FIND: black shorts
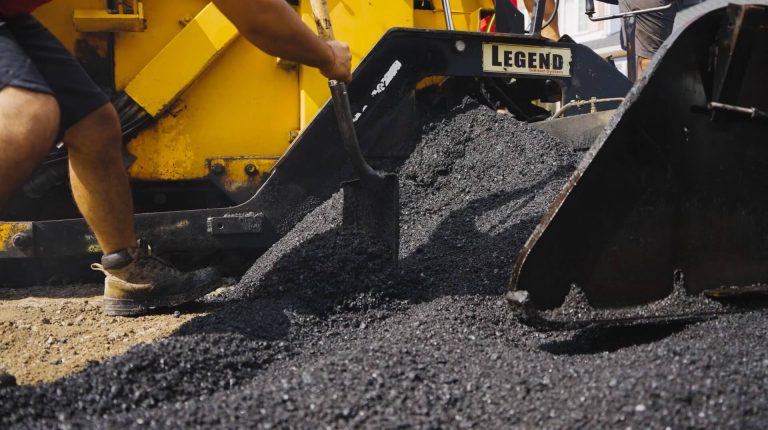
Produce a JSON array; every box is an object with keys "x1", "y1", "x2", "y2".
[
  {"x1": 0, "y1": 14, "x2": 109, "y2": 136},
  {"x1": 619, "y1": 0, "x2": 677, "y2": 59}
]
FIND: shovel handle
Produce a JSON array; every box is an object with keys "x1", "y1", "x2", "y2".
[
  {"x1": 309, "y1": 0, "x2": 380, "y2": 180},
  {"x1": 309, "y1": 0, "x2": 335, "y2": 42}
]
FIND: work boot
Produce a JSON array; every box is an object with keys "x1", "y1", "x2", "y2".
[
  {"x1": 0, "y1": 368, "x2": 17, "y2": 388},
  {"x1": 91, "y1": 242, "x2": 221, "y2": 316}
]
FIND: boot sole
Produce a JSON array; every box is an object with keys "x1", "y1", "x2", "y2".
[{"x1": 103, "y1": 281, "x2": 222, "y2": 317}]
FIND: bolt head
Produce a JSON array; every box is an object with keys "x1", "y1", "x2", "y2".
[
  {"x1": 12, "y1": 233, "x2": 31, "y2": 250},
  {"x1": 244, "y1": 164, "x2": 258, "y2": 176},
  {"x1": 210, "y1": 163, "x2": 225, "y2": 175},
  {"x1": 454, "y1": 40, "x2": 466, "y2": 53}
]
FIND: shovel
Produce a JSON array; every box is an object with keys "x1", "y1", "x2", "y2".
[{"x1": 309, "y1": 0, "x2": 400, "y2": 263}]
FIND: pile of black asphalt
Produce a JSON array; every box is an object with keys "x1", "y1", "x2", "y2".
[{"x1": 2, "y1": 99, "x2": 767, "y2": 429}]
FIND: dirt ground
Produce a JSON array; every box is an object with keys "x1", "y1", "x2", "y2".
[{"x1": 0, "y1": 284, "x2": 217, "y2": 385}]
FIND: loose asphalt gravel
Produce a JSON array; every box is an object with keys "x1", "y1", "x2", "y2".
[{"x1": 2, "y1": 99, "x2": 767, "y2": 429}]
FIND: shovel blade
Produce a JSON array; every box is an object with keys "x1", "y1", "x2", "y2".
[{"x1": 342, "y1": 173, "x2": 400, "y2": 263}]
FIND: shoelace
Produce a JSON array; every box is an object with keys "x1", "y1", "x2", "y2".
[
  {"x1": 90, "y1": 241, "x2": 177, "y2": 274},
  {"x1": 90, "y1": 263, "x2": 106, "y2": 274},
  {"x1": 136, "y1": 240, "x2": 178, "y2": 272},
  {"x1": 137, "y1": 254, "x2": 177, "y2": 273}
]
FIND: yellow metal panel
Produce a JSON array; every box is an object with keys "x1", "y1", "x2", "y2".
[
  {"x1": 298, "y1": 0, "x2": 413, "y2": 130},
  {"x1": 37, "y1": 1, "x2": 207, "y2": 90},
  {"x1": 127, "y1": 37, "x2": 299, "y2": 181},
  {"x1": 124, "y1": 3, "x2": 238, "y2": 117},
  {"x1": 414, "y1": 1, "x2": 494, "y2": 31},
  {"x1": 114, "y1": 0, "x2": 209, "y2": 90},
  {"x1": 73, "y1": 3, "x2": 146, "y2": 33}
]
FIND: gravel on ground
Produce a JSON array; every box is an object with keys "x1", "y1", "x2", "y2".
[{"x1": 2, "y1": 99, "x2": 766, "y2": 429}]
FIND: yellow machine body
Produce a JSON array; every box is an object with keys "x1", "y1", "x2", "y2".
[{"x1": 32, "y1": 0, "x2": 493, "y2": 187}]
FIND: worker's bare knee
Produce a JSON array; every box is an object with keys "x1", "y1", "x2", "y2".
[
  {"x1": 64, "y1": 102, "x2": 121, "y2": 155},
  {"x1": 88, "y1": 102, "x2": 120, "y2": 134},
  {"x1": 0, "y1": 87, "x2": 60, "y2": 149}
]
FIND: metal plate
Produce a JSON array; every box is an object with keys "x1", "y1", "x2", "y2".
[{"x1": 482, "y1": 43, "x2": 572, "y2": 77}]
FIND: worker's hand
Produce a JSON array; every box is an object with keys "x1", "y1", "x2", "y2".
[{"x1": 319, "y1": 40, "x2": 352, "y2": 83}]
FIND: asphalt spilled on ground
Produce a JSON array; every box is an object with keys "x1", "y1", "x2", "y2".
[{"x1": 2, "y1": 99, "x2": 767, "y2": 429}]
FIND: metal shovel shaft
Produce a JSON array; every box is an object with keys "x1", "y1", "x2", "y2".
[
  {"x1": 328, "y1": 82, "x2": 382, "y2": 181},
  {"x1": 309, "y1": 0, "x2": 400, "y2": 262}
]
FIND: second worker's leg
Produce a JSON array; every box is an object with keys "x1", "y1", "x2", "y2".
[
  {"x1": 63, "y1": 102, "x2": 136, "y2": 255},
  {"x1": 523, "y1": 0, "x2": 561, "y2": 41},
  {"x1": 543, "y1": 0, "x2": 560, "y2": 41},
  {"x1": 638, "y1": 56, "x2": 652, "y2": 75}
]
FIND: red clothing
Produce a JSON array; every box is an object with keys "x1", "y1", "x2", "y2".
[{"x1": 0, "y1": 0, "x2": 52, "y2": 17}]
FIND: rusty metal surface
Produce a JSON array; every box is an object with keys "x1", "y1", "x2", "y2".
[{"x1": 510, "y1": 4, "x2": 768, "y2": 310}]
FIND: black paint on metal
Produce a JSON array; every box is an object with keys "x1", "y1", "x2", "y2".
[
  {"x1": 206, "y1": 214, "x2": 264, "y2": 236},
  {"x1": 510, "y1": 4, "x2": 768, "y2": 311}
]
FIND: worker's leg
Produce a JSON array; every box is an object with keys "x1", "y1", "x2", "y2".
[
  {"x1": 8, "y1": 14, "x2": 220, "y2": 316},
  {"x1": 638, "y1": 55, "x2": 652, "y2": 75},
  {"x1": 0, "y1": 87, "x2": 59, "y2": 208},
  {"x1": 1, "y1": 14, "x2": 134, "y2": 254},
  {"x1": 541, "y1": 0, "x2": 560, "y2": 41},
  {"x1": 62, "y1": 103, "x2": 136, "y2": 254},
  {"x1": 523, "y1": 0, "x2": 561, "y2": 41},
  {"x1": 0, "y1": 16, "x2": 61, "y2": 208},
  {"x1": 620, "y1": 0, "x2": 676, "y2": 76},
  {"x1": 64, "y1": 108, "x2": 220, "y2": 316}
]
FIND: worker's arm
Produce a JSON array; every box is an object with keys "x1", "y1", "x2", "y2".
[{"x1": 213, "y1": 0, "x2": 352, "y2": 82}]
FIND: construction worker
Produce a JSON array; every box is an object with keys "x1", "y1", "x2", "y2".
[
  {"x1": 482, "y1": 0, "x2": 560, "y2": 41},
  {"x1": 0, "y1": 0, "x2": 352, "y2": 317},
  {"x1": 523, "y1": 0, "x2": 560, "y2": 40},
  {"x1": 619, "y1": 0, "x2": 677, "y2": 74}
]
